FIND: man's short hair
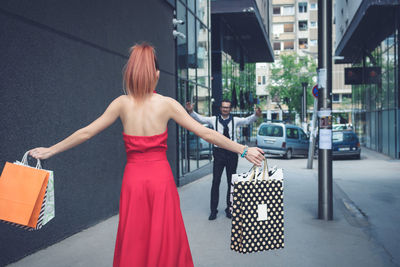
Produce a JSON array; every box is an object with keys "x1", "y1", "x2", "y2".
[{"x1": 221, "y1": 99, "x2": 232, "y2": 107}]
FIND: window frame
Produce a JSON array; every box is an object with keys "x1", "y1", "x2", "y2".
[
  {"x1": 298, "y1": 20, "x2": 308, "y2": 31},
  {"x1": 284, "y1": 41, "x2": 294, "y2": 50},
  {"x1": 273, "y1": 6, "x2": 281, "y2": 15},
  {"x1": 298, "y1": 2, "x2": 307, "y2": 13}
]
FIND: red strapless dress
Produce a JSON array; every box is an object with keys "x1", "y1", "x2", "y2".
[{"x1": 113, "y1": 129, "x2": 194, "y2": 267}]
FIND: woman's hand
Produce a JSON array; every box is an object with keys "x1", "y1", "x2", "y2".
[
  {"x1": 29, "y1": 147, "x2": 54, "y2": 160},
  {"x1": 245, "y1": 147, "x2": 265, "y2": 166}
]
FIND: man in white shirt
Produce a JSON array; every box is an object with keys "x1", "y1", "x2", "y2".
[{"x1": 186, "y1": 99, "x2": 262, "y2": 220}]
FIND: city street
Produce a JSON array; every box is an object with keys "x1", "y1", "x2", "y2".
[
  {"x1": 331, "y1": 148, "x2": 400, "y2": 266},
  {"x1": 7, "y1": 147, "x2": 399, "y2": 267}
]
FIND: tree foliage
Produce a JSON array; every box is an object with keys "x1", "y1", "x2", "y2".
[{"x1": 268, "y1": 53, "x2": 317, "y2": 115}]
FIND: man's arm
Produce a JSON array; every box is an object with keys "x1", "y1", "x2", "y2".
[
  {"x1": 185, "y1": 102, "x2": 215, "y2": 127},
  {"x1": 235, "y1": 107, "x2": 262, "y2": 126}
]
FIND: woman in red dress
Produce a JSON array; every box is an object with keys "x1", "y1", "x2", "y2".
[{"x1": 29, "y1": 43, "x2": 265, "y2": 267}]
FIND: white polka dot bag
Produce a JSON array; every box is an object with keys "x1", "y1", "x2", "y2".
[{"x1": 231, "y1": 158, "x2": 284, "y2": 253}]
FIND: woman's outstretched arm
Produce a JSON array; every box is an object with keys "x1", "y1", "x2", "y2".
[
  {"x1": 29, "y1": 96, "x2": 123, "y2": 160},
  {"x1": 167, "y1": 97, "x2": 265, "y2": 166}
]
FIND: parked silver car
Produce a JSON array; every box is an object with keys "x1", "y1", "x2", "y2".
[{"x1": 256, "y1": 122, "x2": 309, "y2": 159}]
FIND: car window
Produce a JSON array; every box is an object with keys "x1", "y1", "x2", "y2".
[
  {"x1": 333, "y1": 131, "x2": 356, "y2": 142},
  {"x1": 333, "y1": 131, "x2": 343, "y2": 142},
  {"x1": 286, "y1": 128, "x2": 299, "y2": 139},
  {"x1": 343, "y1": 132, "x2": 356, "y2": 142},
  {"x1": 300, "y1": 129, "x2": 308, "y2": 140},
  {"x1": 259, "y1": 125, "x2": 283, "y2": 137}
]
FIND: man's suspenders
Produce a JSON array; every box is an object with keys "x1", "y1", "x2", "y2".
[{"x1": 215, "y1": 116, "x2": 235, "y2": 141}]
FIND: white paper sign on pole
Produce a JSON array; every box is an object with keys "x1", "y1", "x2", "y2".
[
  {"x1": 319, "y1": 129, "x2": 332, "y2": 149},
  {"x1": 318, "y1": 68, "x2": 327, "y2": 89}
]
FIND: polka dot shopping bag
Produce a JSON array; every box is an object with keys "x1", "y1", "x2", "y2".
[{"x1": 231, "y1": 158, "x2": 284, "y2": 253}]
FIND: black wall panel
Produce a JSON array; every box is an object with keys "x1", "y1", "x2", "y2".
[{"x1": 0, "y1": 0, "x2": 175, "y2": 265}]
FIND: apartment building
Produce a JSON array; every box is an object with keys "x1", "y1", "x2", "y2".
[
  {"x1": 271, "y1": 0, "x2": 318, "y2": 57},
  {"x1": 257, "y1": 0, "x2": 351, "y2": 125}
]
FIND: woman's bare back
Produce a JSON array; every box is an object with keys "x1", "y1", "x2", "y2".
[{"x1": 119, "y1": 93, "x2": 170, "y2": 136}]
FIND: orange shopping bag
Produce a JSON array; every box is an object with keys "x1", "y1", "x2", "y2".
[{"x1": 0, "y1": 155, "x2": 49, "y2": 229}]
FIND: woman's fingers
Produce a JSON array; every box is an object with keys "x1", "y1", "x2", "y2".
[
  {"x1": 29, "y1": 147, "x2": 51, "y2": 160},
  {"x1": 245, "y1": 147, "x2": 263, "y2": 166}
]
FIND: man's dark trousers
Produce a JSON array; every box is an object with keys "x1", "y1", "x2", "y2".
[{"x1": 210, "y1": 147, "x2": 239, "y2": 214}]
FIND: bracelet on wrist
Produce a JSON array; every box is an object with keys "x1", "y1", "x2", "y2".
[{"x1": 240, "y1": 145, "x2": 248, "y2": 158}]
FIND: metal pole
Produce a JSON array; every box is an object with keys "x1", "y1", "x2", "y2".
[
  {"x1": 301, "y1": 82, "x2": 308, "y2": 131},
  {"x1": 317, "y1": 0, "x2": 333, "y2": 220},
  {"x1": 307, "y1": 98, "x2": 318, "y2": 169}
]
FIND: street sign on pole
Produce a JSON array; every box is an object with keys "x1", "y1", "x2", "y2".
[{"x1": 312, "y1": 84, "x2": 318, "y2": 98}]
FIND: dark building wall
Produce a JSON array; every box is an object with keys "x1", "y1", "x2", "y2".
[
  {"x1": 0, "y1": 0, "x2": 176, "y2": 265},
  {"x1": 211, "y1": 16, "x2": 222, "y2": 116}
]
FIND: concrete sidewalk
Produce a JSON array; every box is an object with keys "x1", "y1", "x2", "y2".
[{"x1": 8, "y1": 152, "x2": 396, "y2": 267}]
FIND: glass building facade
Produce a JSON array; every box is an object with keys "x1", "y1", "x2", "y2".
[
  {"x1": 221, "y1": 52, "x2": 256, "y2": 107},
  {"x1": 176, "y1": 0, "x2": 212, "y2": 178},
  {"x1": 334, "y1": 1, "x2": 400, "y2": 159},
  {"x1": 352, "y1": 33, "x2": 399, "y2": 158},
  {"x1": 221, "y1": 52, "x2": 258, "y2": 143}
]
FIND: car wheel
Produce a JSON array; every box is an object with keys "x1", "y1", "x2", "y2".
[
  {"x1": 284, "y1": 149, "x2": 292, "y2": 160},
  {"x1": 355, "y1": 153, "x2": 361, "y2": 159}
]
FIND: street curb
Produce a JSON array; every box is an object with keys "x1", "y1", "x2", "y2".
[
  {"x1": 333, "y1": 181, "x2": 369, "y2": 228},
  {"x1": 333, "y1": 181, "x2": 398, "y2": 267}
]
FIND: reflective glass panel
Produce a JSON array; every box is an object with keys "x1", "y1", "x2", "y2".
[
  {"x1": 188, "y1": 12, "x2": 196, "y2": 82},
  {"x1": 177, "y1": 1, "x2": 188, "y2": 79},
  {"x1": 196, "y1": 0, "x2": 208, "y2": 25},
  {"x1": 178, "y1": 79, "x2": 188, "y2": 175},
  {"x1": 388, "y1": 45, "x2": 396, "y2": 108},
  {"x1": 197, "y1": 20, "x2": 209, "y2": 86},
  {"x1": 197, "y1": 86, "x2": 211, "y2": 115},
  {"x1": 188, "y1": 82, "x2": 197, "y2": 171},
  {"x1": 187, "y1": 0, "x2": 195, "y2": 12}
]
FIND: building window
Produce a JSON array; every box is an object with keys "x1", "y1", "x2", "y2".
[
  {"x1": 299, "y1": 38, "x2": 308, "y2": 49},
  {"x1": 282, "y1": 6, "x2": 294, "y2": 16},
  {"x1": 273, "y1": 6, "x2": 281, "y2": 15},
  {"x1": 273, "y1": 42, "x2": 281, "y2": 50},
  {"x1": 310, "y1": 21, "x2": 317, "y2": 28},
  {"x1": 284, "y1": 41, "x2": 294, "y2": 50},
  {"x1": 258, "y1": 76, "x2": 262, "y2": 85},
  {"x1": 262, "y1": 76, "x2": 266, "y2": 85},
  {"x1": 310, "y1": 3, "x2": 317, "y2": 10},
  {"x1": 298, "y1": 20, "x2": 308, "y2": 31},
  {"x1": 298, "y1": 2, "x2": 307, "y2": 13},
  {"x1": 284, "y1": 23, "x2": 294, "y2": 32},
  {"x1": 273, "y1": 24, "x2": 284, "y2": 34},
  {"x1": 333, "y1": 94, "x2": 340, "y2": 103},
  {"x1": 310, "y1": 39, "x2": 318, "y2": 46}
]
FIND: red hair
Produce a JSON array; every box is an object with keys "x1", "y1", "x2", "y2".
[{"x1": 123, "y1": 43, "x2": 159, "y2": 100}]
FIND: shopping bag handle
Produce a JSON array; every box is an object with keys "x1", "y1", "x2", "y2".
[
  {"x1": 21, "y1": 151, "x2": 42, "y2": 169},
  {"x1": 249, "y1": 157, "x2": 269, "y2": 182}
]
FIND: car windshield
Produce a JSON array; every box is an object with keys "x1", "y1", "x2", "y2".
[
  {"x1": 333, "y1": 131, "x2": 355, "y2": 142},
  {"x1": 259, "y1": 125, "x2": 283, "y2": 137}
]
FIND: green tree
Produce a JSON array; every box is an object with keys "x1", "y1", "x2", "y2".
[{"x1": 268, "y1": 53, "x2": 317, "y2": 117}]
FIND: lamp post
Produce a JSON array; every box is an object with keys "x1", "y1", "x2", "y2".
[{"x1": 317, "y1": 0, "x2": 333, "y2": 221}]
